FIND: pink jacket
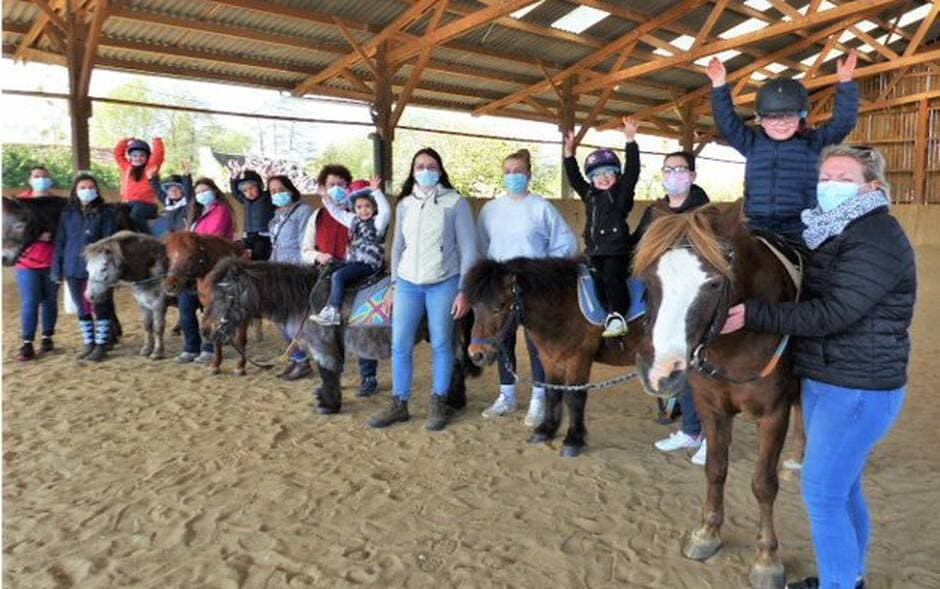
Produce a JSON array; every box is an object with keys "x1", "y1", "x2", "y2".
[{"x1": 192, "y1": 202, "x2": 234, "y2": 241}]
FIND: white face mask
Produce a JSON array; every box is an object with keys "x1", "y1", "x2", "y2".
[{"x1": 662, "y1": 174, "x2": 692, "y2": 196}]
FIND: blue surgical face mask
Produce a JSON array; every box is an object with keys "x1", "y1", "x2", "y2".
[
  {"x1": 816, "y1": 180, "x2": 859, "y2": 212},
  {"x1": 77, "y1": 188, "x2": 98, "y2": 204},
  {"x1": 327, "y1": 185, "x2": 347, "y2": 202},
  {"x1": 503, "y1": 172, "x2": 529, "y2": 194},
  {"x1": 271, "y1": 191, "x2": 292, "y2": 208},
  {"x1": 30, "y1": 177, "x2": 53, "y2": 192},
  {"x1": 415, "y1": 169, "x2": 440, "y2": 188},
  {"x1": 196, "y1": 190, "x2": 216, "y2": 207}
]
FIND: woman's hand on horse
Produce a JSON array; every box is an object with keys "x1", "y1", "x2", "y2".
[
  {"x1": 381, "y1": 286, "x2": 394, "y2": 316},
  {"x1": 563, "y1": 130, "x2": 577, "y2": 158},
  {"x1": 38, "y1": 231, "x2": 52, "y2": 242},
  {"x1": 315, "y1": 252, "x2": 334, "y2": 265},
  {"x1": 721, "y1": 303, "x2": 746, "y2": 334},
  {"x1": 451, "y1": 292, "x2": 470, "y2": 319},
  {"x1": 706, "y1": 57, "x2": 726, "y2": 87}
]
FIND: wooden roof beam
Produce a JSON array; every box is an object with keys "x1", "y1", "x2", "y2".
[
  {"x1": 390, "y1": 0, "x2": 449, "y2": 130},
  {"x1": 904, "y1": 1, "x2": 939, "y2": 57},
  {"x1": 32, "y1": 0, "x2": 69, "y2": 34},
  {"x1": 78, "y1": 0, "x2": 108, "y2": 98}
]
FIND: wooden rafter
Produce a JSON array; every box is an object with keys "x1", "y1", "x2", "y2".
[
  {"x1": 804, "y1": 32, "x2": 840, "y2": 80},
  {"x1": 14, "y1": 0, "x2": 66, "y2": 60},
  {"x1": 904, "y1": 1, "x2": 940, "y2": 57},
  {"x1": 850, "y1": 25, "x2": 899, "y2": 61},
  {"x1": 390, "y1": 0, "x2": 449, "y2": 130},
  {"x1": 574, "y1": 0, "x2": 898, "y2": 96},
  {"x1": 291, "y1": 0, "x2": 439, "y2": 96},
  {"x1": 333, "y1": 18, "x2": 385, "y2": 83},
  {"x1": 473, "y1": 0, "x2": 709, "y2": 117},
  {"x1": 574, "y1": 45, "x2": 635, "y2": 144},
  {"x1": 78, "y1": 0, "x2": 108, "y2": 98},
  {"x1": 694, "y1": 0, "x2": 731, "y2": 48},
  {"x1": 31, "y1": 0, "x2": 69, "y2": 33}
]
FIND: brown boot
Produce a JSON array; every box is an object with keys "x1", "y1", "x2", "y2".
[
  {"x1": 76, "y1": 343, "x2": 96, "y2": 360},
  {"x1": 368, "y1": 396, "x2": 409, "y2": 429},
  {"x1": 426, "y1": 394, "x2": 453, "y2": 431},
  {"x1": 282, "y1": 360, "x2": 312, "y2": 381},
  {"x1": 86, "y1": 344, "x2": 108, "y2": 362}
]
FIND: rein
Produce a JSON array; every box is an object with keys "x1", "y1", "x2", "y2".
[{"x1": 472, "y1": 282, "x2": 639, "y2": 393}]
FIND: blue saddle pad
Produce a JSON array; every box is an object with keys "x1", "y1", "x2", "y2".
[
  {"x1": 577, "y1": 265, "x2": 646, "y2": 326},
  {"x1": 347, "y1": 275, "x2": 392, "y2": 327}
]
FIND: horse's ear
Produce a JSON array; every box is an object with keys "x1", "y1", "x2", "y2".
[{"x1": 712, "y1": 200, "x2": 746, "y2": 239}]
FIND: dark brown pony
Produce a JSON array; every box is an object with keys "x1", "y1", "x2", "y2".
[
  {"x1": 633, "y1": 202, "x2": 803, "y2": 589},
  {"x1": 163, "y1": 231, "x2": 247, "y2": 375},
  {"x1": 464, "y1": 257, "x2": 644, "y2": 458}
]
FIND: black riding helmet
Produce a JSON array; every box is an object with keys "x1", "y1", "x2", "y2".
[
  {"x1": 126, "y1": 138, "x2": 151, "y2": 156},
  {"x1": 756, "y1": 77, "x2": 809, "y2": 117}
]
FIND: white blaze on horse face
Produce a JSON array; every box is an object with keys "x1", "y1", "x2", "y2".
[{"x1": 650, "y1": 248, "x2": 709, "y2": 386}]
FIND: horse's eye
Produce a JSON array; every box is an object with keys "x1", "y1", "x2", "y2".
[{"x1": 706, "y1": 279, "x2": 723, "y2": 291}]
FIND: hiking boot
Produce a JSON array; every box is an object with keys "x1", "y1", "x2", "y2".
[
  {"x1": 481, "y1": 393, "x2": 516, "y2": 418},
  {"x1": 40, "y1": 336, "x2": 54, "y2": 353},
  {"x1": 602, "y1": 312, "x2": 628, "y2": 338},
  {"x1": 426, "y1": 394, "x2": 453, "y2": 431},
  {"x1": 86, "y1": 344, "x2": 108, "y2": 362},
  {"x1": 358, "y1": 376, "x2": 378, "y2": 398},
  {"x1": 691, "y1": 439, "x2": 707, "y2": 466},
  {"x1": 17, "y1": 342, "x2": 35, "y2": 362},
  {"x1": 368, "y1": 396, "x2": 409, "y2": 429},
  {"x1": 654, "y1": 430, "x2": 703, "y2": 452},
  {"x1": 524, "y1": 394, "x2": 545, "y2": 427},
  {"x1": 310, "y1": 305, "x2": 341, "y2": 326},
  {"x1": 193, "y1": 351, "x2": 214, "y2": 364},
  {"x1": 282, "y1": 360, "x2": 312, "y2": 381},
  {"x1": 177, "y1": 351, "x2": 198, "y2": 363},
  {"x1": 76, "y1": 343, "x2": 96, "y2": 360}
]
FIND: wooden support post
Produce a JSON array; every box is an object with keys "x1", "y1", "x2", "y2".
[
  {"x1": 680, "y1": 102, "x2": 696, "y2": 152},
  {"x1": 913, "y1": 99, "x2": 929, "y2": 205},
  {"x1": 559, "y1": 76, "x2": 576, "y2": 199},
  {"x1": 371, "y1": 41, "x2": 394, "y2": 188},
  {"x1": 65, "y1": 7, "x2": 91, "y2": 170}
]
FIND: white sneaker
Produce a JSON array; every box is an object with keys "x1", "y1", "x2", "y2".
[
  {"x1": 310, "y1": 305, "x2": 341, "y2": 326},
  {"x1": 194, "y1": 351, "x2": 214, "y2": 364},
  {"x1": 524, "y1": 395, "x2": 545, "y2": 427},
  {"x1": 691, "y1": 439, "x2": 707, "y2": 465},
  {"x1": 654, "y1": 430, "x2": 703, "y2": 452},
  {"x1": 481, "y1": 394, "x2": 517, "y2": 418},
  {"x1": 177, "y1": 351, "x2": 198, "y2": 363}
]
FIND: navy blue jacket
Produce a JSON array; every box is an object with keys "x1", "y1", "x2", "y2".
[
  {"x1": 711, "y1": 81, "x2": 859, "y2": 239},
  {"x1": 230, "y1": 178, "x2": 275, "y2": 235},
  {"x1": 746, "y1": 208, "x2": 916, "y2": 390},
  {"x1": 150, "y1": 175, "x2": 192, "y2": 237},
  {"x1": 52, "y1": 200, "x2": 118, "y2": 280}
]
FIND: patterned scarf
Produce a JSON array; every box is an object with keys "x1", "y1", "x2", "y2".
[{"x1": 801, "y1": 189, "x2": 889, "y2": 250}]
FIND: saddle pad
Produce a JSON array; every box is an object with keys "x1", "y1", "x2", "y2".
[
  {"x1": 577, "y1": 265, "x2": 646, "y2": 326},
  {"x1": 347, "y1": 275, "x2": 393, "y2": 327}
]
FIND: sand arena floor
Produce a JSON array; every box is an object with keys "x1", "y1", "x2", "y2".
[{"x1": 3, "y1": 249, "x2": 939, "y2": 588}]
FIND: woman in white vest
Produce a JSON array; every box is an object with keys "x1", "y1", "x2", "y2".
[
  {"x1": 368, "y1": 148, "x2": 478, "y2": 432},
  {"x1": 477, "y1": 148, "x2": 577, "y2": 426}
]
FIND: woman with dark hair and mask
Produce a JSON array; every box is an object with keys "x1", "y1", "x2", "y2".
[
  {"x1": 51, "y1": 172, "x2": 118, "y2": 362},
  {"x1": 368, "y1": 148, "x2": 478, "y2": 432}
]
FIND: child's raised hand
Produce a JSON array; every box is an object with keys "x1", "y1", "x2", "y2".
[
  {"x1": 181, "y1": 160, "x2": 192, "y2": 175},
  {"x1": 369, "y1": 177, "x2": 383, "y2": 191},
  {"x1": 706, "y1": 57, "x2": 726, "y2": 88},
  {"x1": 622, "y1": 115, "x2": 639, "y2": 142},
  {"x1": 563, "y1": 130, "x2": 577, "y2": 158},
  {"x1": 837, "y1": 49, "x2": 858, "y2": 83}
]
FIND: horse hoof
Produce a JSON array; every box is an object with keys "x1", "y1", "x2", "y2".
[
  {"x1": 560, "y1": 445, "x2": 582, "y2": 458},
  {"x1": 748, "y1": 562, "x2": 785, "y2": 589},
  {"x1": 211, "y1": 367, "x2": 222, "y2": 376},
  {"x1": 316, "y1": 405, "x2": 340, "y2": 415},
  {"x1": 235, "y1": 369, "x2": 246, "y2": 377},
  {"x1": 528, "y1": 432, "x2": 551, "y2": 445},
  {"x1": 682, "y1": 531, "x2": 722, "y2": 561},
  {"x1": 139, "y1": 346, "x2": 153, "y2": 357}
]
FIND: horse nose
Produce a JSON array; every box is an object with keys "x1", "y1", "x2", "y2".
[
  {"x1": 467, "y1": 344, "x2": 489, "y2": 367},
  {"x1": 647, "y1": 357, "x2": 687, "y2": 395}
]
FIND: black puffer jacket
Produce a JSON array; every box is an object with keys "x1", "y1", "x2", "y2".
[
  {"x1": 563, "y1": 142, "x2": 640, "y2": 256},
  {"x1": 631, "y1": 184, "x2": 711, "y2": 248},
  {"x1": 746, "y1": 207, "x2": 916, "y2": 390}
]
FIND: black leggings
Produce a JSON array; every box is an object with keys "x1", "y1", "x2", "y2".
[{"x1": 590, "y1": 254, "x2": 630, "y2": 316}]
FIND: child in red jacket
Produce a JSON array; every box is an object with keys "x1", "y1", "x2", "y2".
[{"x1": 114, "y1": 137, "x2": 164, "y2": 231}]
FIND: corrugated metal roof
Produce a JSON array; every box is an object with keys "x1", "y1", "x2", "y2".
[{"x1": 3, "y1": 0, "x2": 937, "y2": 139}]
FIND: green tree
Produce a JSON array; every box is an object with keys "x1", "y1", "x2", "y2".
[{"x1": 2, "y1": 144, "x2": 120, "y2": 191}]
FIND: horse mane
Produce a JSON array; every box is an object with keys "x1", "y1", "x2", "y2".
[
  {"x1": 85, "y1": 230, "x2": 160, "y2": 265},
  {"x1": 464, "y1": 257, "x2": 581, "y2": 307},
  {"x1": 211, "y1": 257, "x2": 320, "y2": 324},
  {"x1": 633, "y1": 205, "x2": 733, "y2": 278}
]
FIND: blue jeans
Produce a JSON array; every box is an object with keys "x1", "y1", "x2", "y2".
[
  {"x1": 128, "y1": 202, "x2": 158, "y2": 233},
  {"x1": 178, "y1": 289, "x2": 212, "y2": 354},
  {"x1": 391, "y1": 276, "x2": 459, "y2": 399},
  {"x1": 679, "y1": 382, "x2": 701, "y2": 437},
  {"x1": 16, "y1": 268, "x2": 58, "y2": 342},
  {"x1": 801, "y1": 378, "x2": 906, "y2": 589},
  {"x1": 329, "y1": 262, "x2": 375, "y2": 309},
  {"x1": 497, "y1": 318, "x2": 545, "y2": 386}
]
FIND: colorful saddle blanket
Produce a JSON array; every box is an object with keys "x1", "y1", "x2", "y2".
[
  {"x1": 577, "y1": 265, "x2": 646, "y2": 327},
  {"x1": 347, "y1": 274, "x2": 393, "y2": 327}
]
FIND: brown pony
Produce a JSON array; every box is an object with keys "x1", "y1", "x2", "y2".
[
  {"x1": 163, "y1": 231, "x2": 247, "y2": 375},
  {"x1": 464, "y1": 257, "x2": 644, "y2": 457},
  {"x1": 633, "y1": 202, "x2": 803, "y2": 589}
]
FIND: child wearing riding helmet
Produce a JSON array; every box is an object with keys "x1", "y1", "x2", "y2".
[
  {"x1": 114, "y1": 137, "x2": 164, "y2": 230},
  {"x1": 149, "y1": 163, "x2": 192, "y2": 238},
  {"x1": 563, "y1": 115, "x2": 640, "y2": 337},
  {"x1": 51, "y1": 172, "x2": 118, "y2": 362},
  {"x1": 310, "y1": 178, "x2": 390, "y2": 326},
  {"x1": 229, "y1": 167, "x2": 275, "y2": 261},
  {"x1": 707, "y1": 50, "x2": 859, "y2": 243}
]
